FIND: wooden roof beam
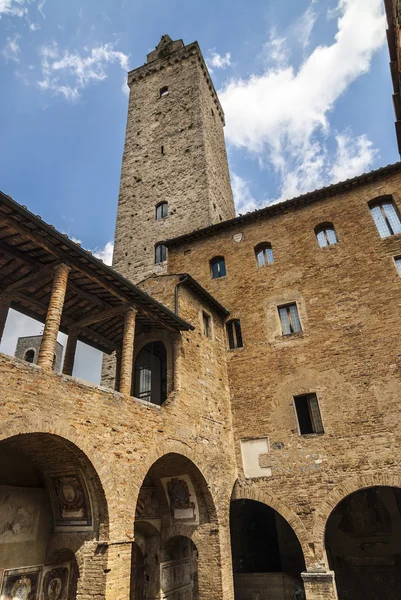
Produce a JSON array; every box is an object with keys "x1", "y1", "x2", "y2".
[
  {"x1": 0, "y1": 263, "x2": 58, "y2": 296},
  {"x1": 72, "y1": 304, "x2": 129, "y2": 329}
]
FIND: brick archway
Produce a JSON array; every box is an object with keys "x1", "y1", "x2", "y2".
[
  {"x1": 0, "y1": 411, "x2": 114, "y2": 536},
  {"x1": 231, "y1": 483, "x2": 313, "y2": 564},
  {"x1": 312, "y1": 472, "x2": 401, "y2": 558}
]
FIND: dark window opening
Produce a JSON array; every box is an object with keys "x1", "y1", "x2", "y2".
[
  {"x1": 24, "y1": 349, "x2": 35, "y2": 364},
  {"x1": 156, "y1": 202, "x2": 168, "y2": 221},
  {"x1": 160, "y1": 86, "x2": 169, "y2": 97},
  {"x1": 294, "y1": 393, "x2": 324, "y2": 434},
  {"x1": 202, "y1": 311, "x2": 212, "y2": 338},
  {"x1": 369, "y1": 196, "x2": 401, "y2": 238},
  {"x1": 210, "y1": 256, "x2": 226, "y2": 279},
  {"x1": 226, "y1": 319, "x2": 243, "y2": 349},
  {"x1": 161, "y1": 145, "x2": 164, "y2": 155},
  {"x1": 133, "y1": 341, "x2": 167, "y2": 405},
  {"x1": 315, "y1": 222, "x2": 338, "y2": 247},
  {"x1": 278, "y1": 303, "x2": 302, "y2": 335},
  {"x1": 255, "y1": 242, "x2": 274, "y2": 266},
  {"x1": 395, "y1": 256, "x2": 401, "y2": 276},
  {"x1": 155, "y1": 243, "x2": 167, "y2": 264}
]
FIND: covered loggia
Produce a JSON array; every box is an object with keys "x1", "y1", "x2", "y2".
[
  {"x1": 0, "y1": 433, "x2": 109, "y2": 599},
  {"x1": 132, "y1": 453, "x2": 218, "y2": 600},
  {"x1": 230, "y1": 499, "x2": 306, "y2": 600},
  {"x1": 325, "y1": 486, "x2": 401, "y2": 600}
]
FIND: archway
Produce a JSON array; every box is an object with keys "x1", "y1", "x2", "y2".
[
  {"x1": 230, "y1": 499, "x2": 306, "y2": 600},
  {"x1": 133, "y1": 453, "x2": 219, "y2": 599},
  {"x1": 325, "y1": 486, "x2": 401, "y2": 600},
  {"x1": 133, "y1": 341, "x2": 167, "y2": 405},
  {"x1": 0, "y1": 433, "x2": 109, "y2": 599}
]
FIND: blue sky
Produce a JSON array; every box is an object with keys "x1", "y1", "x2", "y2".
[{"x1": 0, "y1": 0, "x2": 397, "y2": 380}]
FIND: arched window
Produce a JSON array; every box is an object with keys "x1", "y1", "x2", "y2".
[
  {"x1": 369, "y1": 196, "x2": 401, "y2": 237},
  {"x1": 160, "y1": 86, "x2": 169, "y2": 97},
  {"x1": 226, "y1": 319, "x2": 243, "y2": 349},
  {"x1": 24, "y1": 349, "x2": 35, "y2": 364},
  {"x1": 155, "y1": 243, "x2": 167, "y2": 264},
  {"x1": 156, "y1": 201, "x2": 168, "y2": 221},
  {"x1": 133, "y1": 341, "x2": 167, "y2": 405},
  {"x1": 210, "y1": 256, "x2": 226, "y2": 279},
  {"x1": 314, "y1": 223, "x2": 338, "y2": 247},
  {"x1": 255, "y1": 242, "x2": 274, "y2": 266}
]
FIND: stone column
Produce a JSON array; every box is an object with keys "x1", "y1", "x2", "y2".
[
  {"x1": 302, "y1": 571, "x2": 338, "y2": 600},
  {"x1": 38, "y1": 263, "x2": 70, "y2": 370},
  {"x1": 62, "y1": 327, "x2": 79, "y2": 376},
  {"x1": 0, "y1": 294, "x2": 11, "y2": 344},
  {"x1": 119, "y1": 308, "x2": 137, "y2": 396}
]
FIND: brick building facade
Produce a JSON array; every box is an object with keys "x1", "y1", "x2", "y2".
[{"x1": 1, "y1": 20, "x2": 401, "y2": 600}]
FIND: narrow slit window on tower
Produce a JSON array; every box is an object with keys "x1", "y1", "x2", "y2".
[
  {"x1": 156, "y1": 201, "x2": 168, "y2": 220},
  {"x1": 255, "y1": 242, "x2": 274, "y2": 266},
  {"x1": 210, "y1": 256, "x2": 226, "y2": 279},
  {"x1": 369, "y1": 196, "x2": 401, "y2": 238},
  {"x1": 155, "y1": 243, "x2": 167, "y2": 264},
  {"x1": 226, "y1": 319, "x2": 243, "y2": 349},
  {"x1": 160, "y1": 86, "x2": 169, "y2": 97},
  {"x1": 202, "y1": 311, "x2": 212, "y2": 338},
  {"x1": 294, "y1": 393, "x2": 324, "y2": 435},
  {"x1": 278, "y1": 303, "x2": 302, "y2": 335},
  {"x1": 395, "y1": 256, "x2": 401, "y2": 276},
  {"x1": 315, "y1": 223, "x2": 338, "y2": 247},
  {"x1": 161, "y1": 145, "x2": 164, "y2": 155}
]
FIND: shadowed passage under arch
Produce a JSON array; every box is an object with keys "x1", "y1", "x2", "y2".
[
  {"x1": 0, "y1": 433, "x2": 109, "y2": 600},
  {"x1": 325, "y1": 485, "x2": 401, "y2": 600},
  {"x1": 132, "y1": 452, "x2": 218, "y2": 600},
  {"x1": 230, "y1": 499, "x2": 306, "y2": 600}
]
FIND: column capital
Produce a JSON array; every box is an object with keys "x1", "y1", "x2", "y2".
[{"x1": 301, "y1": 570, "x2": 336, "y2": 583}]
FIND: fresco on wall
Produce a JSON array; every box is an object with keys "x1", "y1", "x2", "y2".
[
  {"x1": 161, "y1": 476, "x2": 199, "y2": 524},
  {"x1": 1, "y1": 566, "x2": 41, "y2": 600},
  {"x1": 41, "y1": 563, "x2": 70, "y2": 600},
  {"x1": 46, "y1": 470, "x2": 92, "y2": 529},
  {"x1": 135, "y1": 486, "x2": 160, "y2": 520},
  {"x1": 0, "y1": 486, "x2": 41, "y2": 543}
]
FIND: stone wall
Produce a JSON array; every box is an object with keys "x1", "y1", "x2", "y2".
[
  {"x1": 112, "y1": 38, "x2": 235, "y2": 284},
  {"x1": 167, "y1": 170, "x2": 401, "y2": 577}
]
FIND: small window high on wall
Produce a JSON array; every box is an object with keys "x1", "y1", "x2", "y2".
[
  {"x1": 315, "y1": 223, "x2": 338, "y2": 247},
  {"x1": 369, "y1": 196, "x2": 401, "y2": 238},
  {"x1": 155, "y1": 243, "x2": 167, "y2": 264},
  {"x1": 210, "y1": 256, "x2": 226, "y2": 279},
  {"x1": 24, "y1": 349, "x2": 35, "y2": 363},
  {"x1": 278, "y1": 303, "x2": 302, "y2": 335},
  {"x1": 226, "y1": 320, "x2": 243, "y2": 349},
  {"x1": 294, "y1": 393, "x2": 324, "y2": 435},
  {"x1": 395, "y1": 256, "x2": 401, "y2": 276},
  {"x1": 160, "y1": 86, "x2": 169, "y2": 97},
  {"x1": 156, "y1": 202, "x2": 168, "y2": 220},
  {"x1": 255, "y1": 243, "x2": 274, "y2": 266}
]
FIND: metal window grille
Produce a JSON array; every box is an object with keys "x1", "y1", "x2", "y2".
[
  {"x1": 135, "y1": 367, "x2": 152, "y2": 402},
  {"x1": 278, "y1": 303, "x2": 302, "y2": 335}
]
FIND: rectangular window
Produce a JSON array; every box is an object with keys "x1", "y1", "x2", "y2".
[
  {"x1": 395, "y1": 256, "x2": 401, "y2": 276},
  {"x1": 202, "y1": 311, "x2": 212, "y2": 338},
  {"x1": 278, "y1": 303, "x2": 302, "y2": 335},
  {"x1": 227, "y1": 319, "x2": 243, "y2": 349},
  {"x1": 294, "y1": 394, "x2": 324, "y2": 435}
]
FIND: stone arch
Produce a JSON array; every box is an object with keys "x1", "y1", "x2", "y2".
[
  {"x1": 313, "y1": 473, "x2": 401, "y2": 559},
  {"x1": 0, "y1": 412, "x2": 114, "y2": 536},
  {"x1": 232, "y1": 483, "x2": 312, "y2": 563}
]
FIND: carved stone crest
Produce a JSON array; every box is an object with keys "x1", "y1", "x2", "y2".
[{"x1": 233, "y1": 233, "x2": 244, "y2": 243}]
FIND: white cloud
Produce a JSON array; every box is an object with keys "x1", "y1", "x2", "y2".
[
  {"x1": 29, "y1": 22, "x2": 40, "y2": 31},
  {"x1": 37, "y1": 0, "x2": 45, "y2": 18},
  {"x1": 38, "y1": 41, "x2": 130, "y2": 101},
  {"x1": 231, "y1": 173, "x2": 259, "y2": 214},
  {"x1": 93, "y1": 241, "x2": 114, "y2": 266},
  {"x1": 206, "y1": 50, "x2": 231, "y2": 73},
  {"x1": 2, "y1": 33, "x2": 21, "y2": 62},
  {"x1": 0, "y1": 0, "x2": 26, "y2": 18},
  {"x1": 220, "y1": 0, "x2": 386, "y2": 202}
]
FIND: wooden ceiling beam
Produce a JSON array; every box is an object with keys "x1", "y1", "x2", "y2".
[
  {"x1": 0, "y1": 263, "x2": 58, "y2": 296},
  {"x1": 71, "y1": 304, "x2": 129, "y2": 329}
]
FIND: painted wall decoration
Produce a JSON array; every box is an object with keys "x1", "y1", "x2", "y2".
[
  {"x1": 41, "y1": 563, "x2": 69, "y2": 600},
  {"x1": 46, "y1": 470, "x2": 92, "y2": 529},
  {"x1": 0, "y1": 486, "x2": 42, "y2": 544},
  {"x1": 161, "y1": 476, "x2": 199, "y2": 524},
  {"x1": 135, "y1": 486, "x2": 160, "y2": 520},
  {"x1": 1, "y1": 566, "x2": 41, "y2": 600}
]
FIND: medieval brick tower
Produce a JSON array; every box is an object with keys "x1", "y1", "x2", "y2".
[{"x1": 112, "y1": 35, "x2": 236, "y2": 283}]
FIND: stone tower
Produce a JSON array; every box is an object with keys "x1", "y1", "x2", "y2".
[
  {"x1": 15, "y1": 335, "x2": 63, "y2": 373},
  {"x1": 112, "y1": 35, "x2": 236, "y2": 283}
]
